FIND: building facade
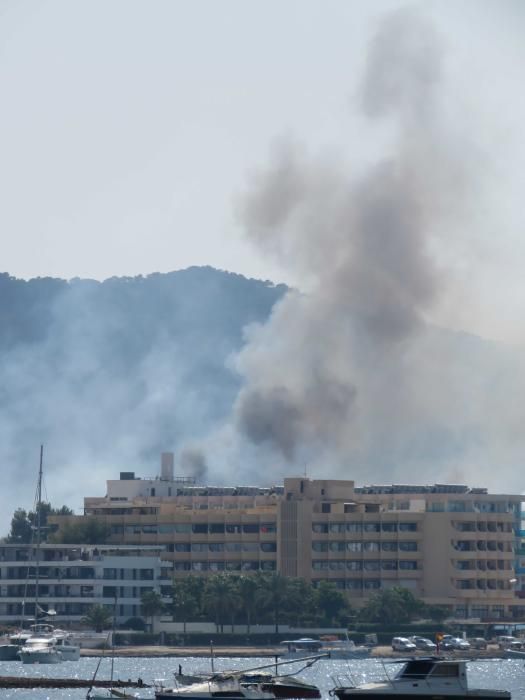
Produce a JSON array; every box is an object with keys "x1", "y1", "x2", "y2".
[
  {"x1": 48, "y1": 455, "x2": 525, "y2": 621},
  {"x1": 0, "y1": 543, "x2": 170, "y2": 625}
]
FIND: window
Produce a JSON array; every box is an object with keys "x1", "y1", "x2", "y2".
[
  {"x1": 346, "y1": 522, "x2": 362, "y2": 533},
  {"x1": 173, "y1": 562, "x2": 191, "y2": 571},
  {"x1": 226, "y1": 524, "x2": 242, "y2": 534},
  {"x1": 382, "y1": 542, "x2": 398, "y2": 552},
  {"x1": 209, "y1": 562, "x2": 225, "y2": 572},
  {"x1": 347, "y1": 561, "x2": 362, "y2": 571},
  {"x1": 260, "y1": 523, "x2": 276, "y2": 534},
  {"x1": 363, "y1": 523, "x2": 380, "y2": 532},
  {"x1": 191, "y1": 543, "x2": 207, "y2": 552},
  {"x1": 225, "y1": 542, "x2": 242, "y2": 552},
  {"x1": 322, "y1": 503, "x2": 331, "y2": 513},
  {"x1": 312, "y1": 523, "x2": 329, "y2": 534},
  {"x1": 346, "y1": 580, "x2": 363, "y2": 590},
  {"x1": 329, "y1": 560, "x2": 345, "y2": 570},
  {"x1": 209, "y1": 543, "x2": 224, "y2": 552},
  {"x1": 329, "y1": 542, "x2": 345, "y2": 552},
  {"x1": 209, "y1": 524, "x2": 225, "y2": 534},
  {"x1": 175, "y1": 543, "x2": 190, "y2": 552},
  {"x1": 243, "y1": 524, "x2": 259, "y2": 534},
  {"x1": 399, "y1": 561, "x2": 418, "y2": 570},
  {"x1": 329, "y1": 523, "x2": 345, "y2": 533},
  {"x1": 192, "y1": 524, "x2": 208, "y2": 534},
  {"x1": 363, "y1": 541, "x2": 380, "y2": 552},
  {"x1": 260, "y1": 542, "x2": 276, "y2": 552},
  {"x1": 261, "y1": 561, "x2": 276, "y2": 571},
  {"x1": 399, "y1": 541, "x2": 418, "y2": 552},
  {"x1": 174, "y1": 524, "x2": 191, "y2": 533},
  {"x1": 312, "y1": 561, "x2": 329, "y2": 571},
  {"x1": 242, "y1": 543, "x2": 259, "y2": 552},
  {"x1": 363, "y1": 560, "x2": 380, "y2": 571},
  {"x1": 312, "y1": 542, "x2": 328, "y2": 552},
  {"x1": 381, "y1": 560, "x2": 398, "y2": 570},
  {"x1": 399, "y1": 522, "x2": 418, "y2": 532},
  {"x1": 347, "y1": 542, "x2": 362, "y2": 552},
  {"x1": 225, "y1": 561, "x2": 241, "y2": 571},
  {"x1": 381, "y1": 522, "x2": 397, "y2": 532}
]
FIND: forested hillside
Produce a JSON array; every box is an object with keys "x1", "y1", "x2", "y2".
[{"x1": 0, "y1": 267, "x2": 287, "y2": 522}]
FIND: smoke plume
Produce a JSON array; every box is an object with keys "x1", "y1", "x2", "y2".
[{"x1": 230, "y1": 8, "x2": 525, "y2": 488}]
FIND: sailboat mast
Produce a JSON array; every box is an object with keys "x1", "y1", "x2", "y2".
[{"x1": 35, "y1": 444, "x2": 43, "y2": 620}]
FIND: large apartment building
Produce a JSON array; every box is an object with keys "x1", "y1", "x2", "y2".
[
  {"x1": 49, "y1": 454, "x2": 525, "y2": 621},
  {"x1": 0, "y1": 544, "x2": 170, "y2": 625}
]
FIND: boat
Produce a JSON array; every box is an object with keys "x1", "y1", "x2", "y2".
[
  {"x1": 330, "y1": 657, "x2": 511, "y2": 698},
  {"x1": 19, "y1": 631, "x2": 63, "y2": 664},
  {"x1": 0, "y1": 637, "x2": 21, "y2": 661},
  {"x1": 280, "y1": 636, "x2": 370, "y2": 660},
  {"x1": 16, "y1": 447, "x2": 80, "y2": 664},
  {"x1": 172, "y1": 654, "x2": 322, "y2": 699},
  {"x1": 155, "y1": 676, "x2": 275, "y2": 700}
]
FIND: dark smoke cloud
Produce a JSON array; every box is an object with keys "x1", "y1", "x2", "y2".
[
  {"x1": 180, "y1": 446, "x2": 208, "y2": 483},
  {"x1": 230, "y1": 8, "x2": 525, "y2": 490}
]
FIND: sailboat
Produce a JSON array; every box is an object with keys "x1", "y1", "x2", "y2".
[{"x1": 17, "y1": 446, "x2": 80, "y2": 664}]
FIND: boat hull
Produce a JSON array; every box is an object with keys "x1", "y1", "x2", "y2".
[
  {"x1": 19, "y1": 650, "x2": 63, "y2": 664},
  {"x1": 0, "y1": 644, "x2": 20, "y2": 661},
  {"x1": 333, "y1": 690, "x2": 510, "y2": 699},
  {"x1": 334, "y1": 695, "x2": 509, "y2": 699}
]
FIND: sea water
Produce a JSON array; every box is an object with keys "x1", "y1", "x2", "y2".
[{"x1": 0, "y1": 656, "x2": 524, "y2": 700}]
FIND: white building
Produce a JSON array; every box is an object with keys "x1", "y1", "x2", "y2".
[{"x1": 0, "y1": 543, "x2": 171, "y2": 626}]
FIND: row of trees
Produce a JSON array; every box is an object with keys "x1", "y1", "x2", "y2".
[
  {"x1": 81, "y1": 580, "x2": 448, "y2": 634},
  {"x1": 170, "y1": 573, "x2": 353, "y2": 634}
]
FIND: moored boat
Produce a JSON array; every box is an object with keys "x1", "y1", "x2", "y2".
[
  {"x1": 155, "y1": 676, "x2": 275, "y2": 700},
  {"x1": 330, "y1": 657, "x2": 511, "y2": 698},
  {"x1": 280, "y1": 636, "x2": 370, "y2": 660},
  {"x1": 172, "y1": 654, "x2": 323, "y2": 699},
  {"x1": 19, "y1": 633, "x2": 62, "y2": 664}
]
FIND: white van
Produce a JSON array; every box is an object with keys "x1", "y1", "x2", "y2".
[{"x1": 391, "y1": 637, "x2": 417, "y2": 652}]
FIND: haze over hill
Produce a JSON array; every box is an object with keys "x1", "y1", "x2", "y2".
[{"x1": 0, "y1": 264, "x2": 524, "y2": 536}]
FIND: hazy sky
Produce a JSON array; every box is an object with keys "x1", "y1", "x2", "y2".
[{"x1": 1, "y1": 0, "x2": 524, "y2": 345}]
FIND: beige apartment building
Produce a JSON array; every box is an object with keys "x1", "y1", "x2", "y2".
[{"x1": 49, "y1": 454, "x2": 525, "y2": 620}]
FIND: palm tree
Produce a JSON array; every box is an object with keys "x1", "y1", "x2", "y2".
[
  {"x1": 238, "y1": 575, "x2": 258, "y2": 633},
  {"x1": 140, "y1": 590, "x2": 164, "y2": 632},
  {"x1": 81, "y1": 604, "x2": 113, "y2": 632},
  {"x1": 172, "y1": 580, "x2": 199, "y2": 641},
  {"x1": 204, "y1": 574, "x2": 239, "y2": 633},
  {"x1": 256, "y1": 573, "x2": 288, "y2": 634}
]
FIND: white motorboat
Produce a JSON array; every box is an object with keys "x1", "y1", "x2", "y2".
[
  {"x1": 52, "y1": 627, "x2": 81, "y2": 660},
  {"x1": 155, "y1": 676, "x2": 275, "y2": 700},
  {"x1": 19, "y1": 633, "x2": 62, "y2": 664},
  {"x1": 330, "y1": 657, "x2": 511, "y2": 698}
]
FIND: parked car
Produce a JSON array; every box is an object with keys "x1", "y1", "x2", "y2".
[
  {"x1": 410, "y1": 636, "x2": 436, "y2": 651},
  {"x1": 440, "y1": 635, "x2": 470, "y2": 651},
  {"x1": 468, "y1": 637, "x2": 488, "y2": 650},
  {"x1": 391, "y1": 637, "x2": 417, "y2": 652},
  {"x1": 497, "y1": 636, "x2": 521, "y2": 650}
]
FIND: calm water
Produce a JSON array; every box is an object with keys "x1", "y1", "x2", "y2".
[{"x1": 0, "y1": 656, "x2": 524, "y2": 700}]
